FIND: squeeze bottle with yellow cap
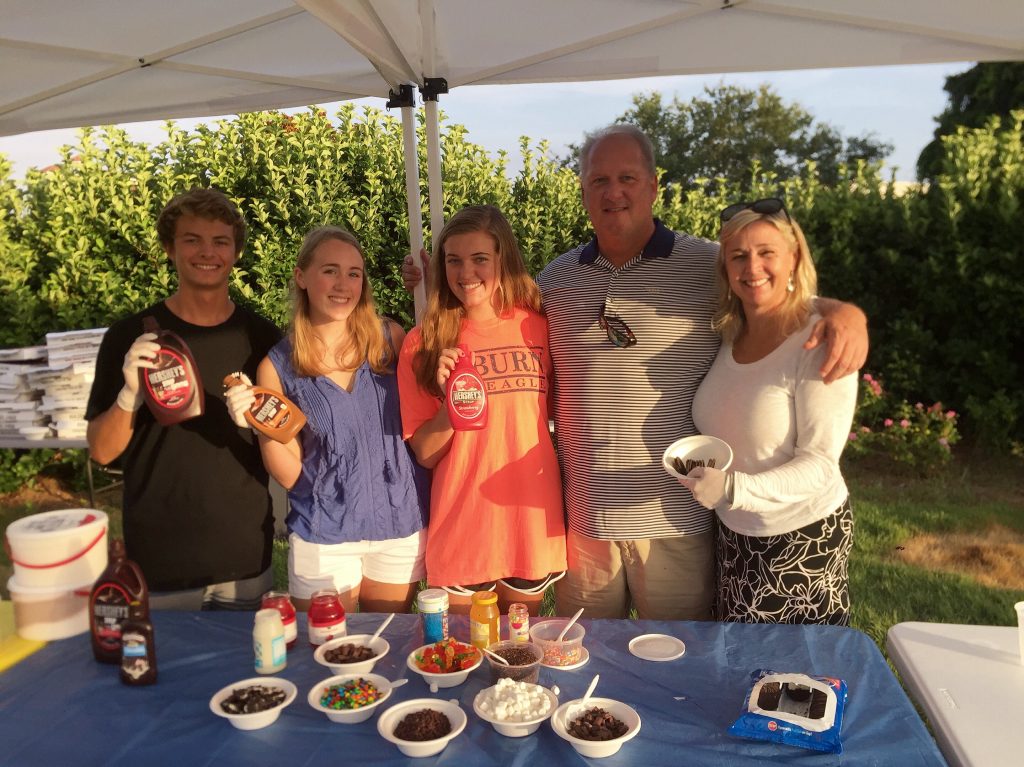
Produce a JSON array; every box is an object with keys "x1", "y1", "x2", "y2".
[{"x1": 469, "y1": 590, "x2": 499, "y2": 649}]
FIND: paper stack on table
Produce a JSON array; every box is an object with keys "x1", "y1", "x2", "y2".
[
  {"x1": 37, "y1": 328, "x2": 107, "y2": 440},
  {"x1": 0, "y1": 349, "x2": 50, "y2": 439}
]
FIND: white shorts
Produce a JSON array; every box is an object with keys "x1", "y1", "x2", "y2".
[{"x1": 288, "y1": 530, "x2": 426, "y2": 600}]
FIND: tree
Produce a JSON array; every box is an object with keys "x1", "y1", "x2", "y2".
[
  {"x1": 917, "y1": 61, "x2": 1024, "y2": 180},
  {"x1": 565, "y1": 83, "x2": 891, "y2": 190}
]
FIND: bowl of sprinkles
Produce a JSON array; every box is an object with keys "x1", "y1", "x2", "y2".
[{"x1": 307, "y1": 672, "x2": 394, "y2": 723}]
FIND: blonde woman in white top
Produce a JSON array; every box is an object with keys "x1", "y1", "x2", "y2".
[{"x1": 684, "y1": 199, "x2": 857, "y2": 625}]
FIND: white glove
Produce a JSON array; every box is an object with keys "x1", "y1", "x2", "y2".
[
  {"x1": 116, "y1": 333, "x2": 159, "y2": 412},
  {"x1": 224, "y1": 372, "x2": 256, "y2": 429},
  {"x1": 678, "y1": 466, "x2": 731, "y2": 511}
]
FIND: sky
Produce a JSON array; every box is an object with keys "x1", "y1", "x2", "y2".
[{"x1": 0, "y1": 61, "x2": 971, "y2": 184}]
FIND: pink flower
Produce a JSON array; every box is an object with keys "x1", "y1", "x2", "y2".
[
  {"x1": 946, "y1": 410, "x2": 956, "y2": 419},
  {"x1": 870, "y1": 382, "x2": 882, "y2": 396},
  {"x1": 884, "y1": 418, "x2": 894, "y2": 427},
  {"x1": 900, "y1": 419, "x2": 910, "y2": 428},
  {"x1": 938, "y1": 437, "x2": 949, "y2": 447},
  {"x1": 848, "y1": 432, "x2": 857, "y2": 441},
  {"x1": 915, "y1": 402, "x2": 924, "y2": 410},
  {"x1": 863, "y1": 373, "x2": 873, "y2": 382},
  {"x1": 860, "y1": 426, "x2": 871, "y2": 433},
  {"x1": 928, "y1": 402, "x2": 943, "y2": 413}
]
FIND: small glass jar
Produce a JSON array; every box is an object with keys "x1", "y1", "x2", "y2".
[
  {"x1": 261, "y1": 590, "x2": 297, "y2": 648},
  {"x1": 507, "y1": 602, "x2": 530, "y2": 643},
  {"x1": 307, "y1": 588, "x2": 346, "y2": 647}
]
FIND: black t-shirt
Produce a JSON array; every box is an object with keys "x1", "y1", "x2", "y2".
[{"x1": 86, "y1": 301, "x2": 282, "y2": 591}]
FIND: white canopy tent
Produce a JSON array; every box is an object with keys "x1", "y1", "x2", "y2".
[{"x1": 2, "y1": 0, "x2": 1022, "y2": 314}]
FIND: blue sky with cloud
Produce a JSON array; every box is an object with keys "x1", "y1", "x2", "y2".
[{"x1": 0, "y1": 61, "x2": 970, "y2": 183}]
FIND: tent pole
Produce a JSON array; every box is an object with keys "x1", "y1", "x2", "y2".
[
  {"x1": 387, "y1": 85, "x2": 426, "y2": 322},
  {"x1": 421, "y1": 77, "x2": 449, "y2": 278}
]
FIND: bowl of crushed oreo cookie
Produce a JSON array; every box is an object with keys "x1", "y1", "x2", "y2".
[
  {"x1": 314, "y1": 633, "x2": 389, "y2": 675},
  {"x1": 551, "y1": 696, "x2": 641, "y2": 758},
  {"x1": 209, "y1": 677, "x2": 298, "y2": 731},
  {"x1": 377, "y1": 698, "x2": 467, "y2": 758},
  {"x1": 662, "y1": 434, "x2": 733, "y2": 481}
]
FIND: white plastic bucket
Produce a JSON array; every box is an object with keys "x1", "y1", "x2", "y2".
[
  {"x1": 7, "y1": 576, "x2": 93, "y2": 641},
  {"x1": 4, "y1": 509, "x2": 108, "y2": 589}
]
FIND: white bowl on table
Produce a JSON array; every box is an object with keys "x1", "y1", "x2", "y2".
[
  {"x1": 406, "y1": 641, "x2": 482, "y2": 689},
  {"x1": 377, "y1": 698, "x2": 466, "y2": 758},
  {"x1": 551, "y1": 696, "x2": 642, "y2": 758},
  {"x1": 307, "y1": 671, "x2": 394, "y2": 723},
  {"x1": 313, "y1": 633, "x2": 390, "y2": 675},
  {"x1": 662, "y1": 434, "x2": 733, "y2": 481},
  {"x1": 209, "y1": 676, "x2": 297, "y2": 731},
  {"x1": 473, "y1": 682, "x2": 559, "y2": 737}
]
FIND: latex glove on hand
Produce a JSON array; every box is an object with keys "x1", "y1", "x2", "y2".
[
  {"x1": 224, "y1": 372, "x2": 256, "y2": 429},
  {"x1": 678, "y1": 466, "x2": 731, "y2": 511},
  {"x1": 117, "y1": 332, "x2": 159, "y2": 412}
]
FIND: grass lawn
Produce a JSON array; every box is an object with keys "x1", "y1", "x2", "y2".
[{"x1": 2, "y1": 453, "x2": 1022, "y2": 657}]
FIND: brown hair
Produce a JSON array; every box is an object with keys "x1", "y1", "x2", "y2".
[
  {"x1": 413, "y1": 205, "x2": 540, "y2": 396},
  {"x1": 290, "y1": 226, "x2": 392, "y2": 377},
  {"x1": 714, "y1": 208, "x2": 817, "y2": 343},
  {"x1": 156, "y1": 187, "x2": 247, "y2": 255}
]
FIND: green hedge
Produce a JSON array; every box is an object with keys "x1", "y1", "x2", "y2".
[{"x1": 1, "y1": 106, "x2": 1021, "y2": 448}]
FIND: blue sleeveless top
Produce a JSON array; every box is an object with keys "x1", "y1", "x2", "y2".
[{"x1": 268, "y1": 336, "x2": 429, "y2": 545}]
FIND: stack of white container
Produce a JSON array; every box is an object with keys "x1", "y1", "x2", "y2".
[
  {"x1": 0, "y1": 346, "x2": 49, "y2": 440},
  {"x1": 38, "y1": 328, "x2": 106, "y2": 441}
]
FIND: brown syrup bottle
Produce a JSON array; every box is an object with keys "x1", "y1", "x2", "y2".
[
  {"x1": 119, "y1": 600, "x2": 157, "y2": 686},
  {"x1": 222, "y1": 373, "x2": 306, "y2": 443},
  {"x1": 139, "y1": 316, "x2": 204, "y2": 425},
  {"x1": 89, "y1": 538, "x2": 149, "y2": 664}
]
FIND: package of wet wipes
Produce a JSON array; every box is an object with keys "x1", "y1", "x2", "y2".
[{"x1": 729, "y1": 669, "x2": 847, "y2": 754}]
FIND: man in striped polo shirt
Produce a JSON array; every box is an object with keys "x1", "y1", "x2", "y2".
[{"x1": 539, "y1": 125, "x2": 867, "y2": 620}]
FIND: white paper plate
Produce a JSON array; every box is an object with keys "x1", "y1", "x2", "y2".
[
  {"x1": 628, "y1": 634, "x2": 686, "y2": 662},
  {"x1": 541, "y1": 646, "x2": 589, "y2": 671}
]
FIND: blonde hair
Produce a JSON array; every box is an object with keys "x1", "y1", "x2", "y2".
[
  {"x1": 290, "y1": 226, "x2": 392, "y2": 377},
  {"x1": 713, "y1": 208, "x2": 817, "y2": 343},
  {"x1": 414, "y1": 205, "x2": 541, "y2": 396}
]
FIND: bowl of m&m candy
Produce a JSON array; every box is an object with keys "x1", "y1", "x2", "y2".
[{"x1": 307, "y1": 672, "x2": 395, "y2": 723}]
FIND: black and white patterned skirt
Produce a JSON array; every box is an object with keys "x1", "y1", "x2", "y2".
[{"x1": 716, "y1": 498, "x2": 853, "y2": 626}]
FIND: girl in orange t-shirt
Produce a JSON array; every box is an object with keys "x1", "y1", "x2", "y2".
[{"x1": 397, "y1": 205, "x2": 566, "y2": 616}]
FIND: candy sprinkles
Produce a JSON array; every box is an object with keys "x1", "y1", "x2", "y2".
[{"x1": 319, "y1": 678, "x2": 382, "y2": 710}]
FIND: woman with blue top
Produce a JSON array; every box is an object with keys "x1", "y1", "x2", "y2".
[
  {"x1": 682, "y1": 200, "x2": 857, "y2": 625},
  {"x1": 227, "y1": 226, "x2": 429, "y2": 612}
]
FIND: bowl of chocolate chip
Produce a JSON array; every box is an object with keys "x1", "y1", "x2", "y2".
[
  {"x1": 551, "y1": 697, "x2": 641, "y2": 758},
  {"x1": 377, "y1": 698, "x2": 466, "y2": 758},
  {"x1": 485, "y1": 640, "x2": 544, "y2": 684},
  {"x1": 209, "y1": 677, "x2": 298, "y2": 730},
  {"x1": 662, "y1": 434, "x2": 733, "y2": 481},
  {"x1": 314, "y1": 633, "x2": 389, "y2": 675}
]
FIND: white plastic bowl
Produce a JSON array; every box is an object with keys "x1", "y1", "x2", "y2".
[
  {"x1": 406, "y1": 642, "x2": 482, "y2": 689},
  {"x1": 377, "y1": 698, "x2": 466, "y2": 758},
  {"x1": 313, "y1": 633, "x2": 389, "y2": 675},
  {"x1": 473, "y1": 682, "x2": 559, "y2": 737},
  {"x1": 662, "y1": 434, "x2": 733, "y2": 480},
  {"x1": 209, "y1": 677, "x2": 297, "y2": 731},
  {"x1": 307, "y1": 671, "x2": 394, "y2": 723},
  {"x1": 551, "y1": 696, "x2": 642, "y2": 758}
]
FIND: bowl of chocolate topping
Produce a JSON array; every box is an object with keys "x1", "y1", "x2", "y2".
[
  {"x1": 314, "y1": 633, "x2": 389, "y2": 675},
  {"x1": 377, "y1": 698, "x2": 466, "y2": 758}
]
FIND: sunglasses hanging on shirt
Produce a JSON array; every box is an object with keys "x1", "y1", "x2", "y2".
[{"x1": 598, "y1": 302, "x2": 637, "y2": 348}]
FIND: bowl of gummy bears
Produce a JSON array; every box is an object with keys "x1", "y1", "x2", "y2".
[{"x1": 407, "y1": 637, "x2": 482, "y2": 689}]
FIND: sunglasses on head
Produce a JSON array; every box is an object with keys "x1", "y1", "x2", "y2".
[
  {"x1": 598, "y1": 303, "x2": 637, "y2": 348},
  {"x1": 719, "y1": 198, "x2": 791, "y2": 224}
]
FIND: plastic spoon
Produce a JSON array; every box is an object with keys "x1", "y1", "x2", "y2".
[
  {"x1": 368, "y1": 613, "x2": 395, "y2": 643},
  {"x1": 482, "y1": 646, "x2": 510, "y2": 665},
  {"x1": 556, "y1": 608, "x2": 584, "y2": 641},
  {"x1": 388, "y1": 678, "x2": 409, "y2": 690},
  {"x1": 565, "y1": 673, "x2": 600, "y2": 730}
]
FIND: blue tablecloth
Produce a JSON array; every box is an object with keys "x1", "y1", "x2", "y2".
[{"x1": 0, "y1": 613, "x2": 945, "y2": 766}]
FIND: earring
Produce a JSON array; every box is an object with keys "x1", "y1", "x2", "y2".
[{"x1": 787, "y1": 274, "x2": 795, "y2": 293}]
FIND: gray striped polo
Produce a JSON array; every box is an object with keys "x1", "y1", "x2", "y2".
[{"x1": 537, "y1": 220, "x2": 720, "y2": 539}]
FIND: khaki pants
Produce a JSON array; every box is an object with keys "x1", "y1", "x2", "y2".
[{"x1": 555, "y1": 529, "x2": 715, "y2": 620}]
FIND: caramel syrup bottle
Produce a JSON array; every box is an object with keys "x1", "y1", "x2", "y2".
[
  {"x1": 139, "y1": 316, "x2": 204, "y2": 425},
  {"x1": 120, "y1": 600, "x2": 157, "y2": 685},
  {"x1": 223, "y1": 373, "x2": 306, "y2": 443},
  {"x1": 446, "y1": 345, "x2": 487, "y2": 431},
  {"x1": 90, "y1": 538, "x2": 149, "y2": 664}
]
